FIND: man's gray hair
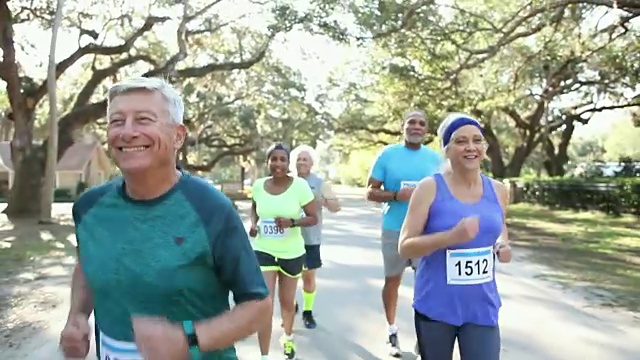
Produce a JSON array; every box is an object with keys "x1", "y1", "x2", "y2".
[{"x1": 107, "y1": 77, "x2": 185, "y2": 125}]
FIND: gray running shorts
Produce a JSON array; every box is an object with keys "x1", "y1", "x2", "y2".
[{"x1": 381, "y1": 230, "x2": 420, "y2": 277}]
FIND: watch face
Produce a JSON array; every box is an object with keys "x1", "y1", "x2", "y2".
[{"x1": 187, "y1": 333, "x2": 199, "y2": 347}]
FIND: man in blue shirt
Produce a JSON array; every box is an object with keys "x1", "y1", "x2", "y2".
[
  {"x1": 366, "y1": 109, "x2": 442, "y2": 357},
  {"x1": 58, "y1": 77, "x2": 270, "y2": 360}
]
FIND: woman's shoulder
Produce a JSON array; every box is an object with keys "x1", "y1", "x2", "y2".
[
  {"x1": 415, "y1": 175, "x2": 438, "y2": 197},
  {"x1": 486, "y1": 176, "x2": 509, "y2": 204},
  {"x1": 251, "y1": 177, "x2": 269, "y2": 194}
]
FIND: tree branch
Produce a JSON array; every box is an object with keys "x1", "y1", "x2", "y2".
[
  {"x1": 30, "y1": 15, "x2": 170, "y2": 105},
  {"x1": 337, "y1": 124, "x2": 402, "y2": 137},
  {"x1": 183, "y1": 145, "x2": 257, "y2": 172},
  {"x1": 72, "y1": 55, "x2": 157, "y2": 110},
  {"x1": 576, "y1": 101, "x2": 640, "y2": 117},
  {"x1": 174, "y1": 42, "x2": 271, "y2": 77},
  {"x1": 359, "y1": 0, "x2": 436, "y2": 41},
  {"x1": 0, "y1": 0, "x2": 31, "y2": 146}
]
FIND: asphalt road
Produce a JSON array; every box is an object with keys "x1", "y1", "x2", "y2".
[{"x1": 7, "y1": 187, "x2": 640, "y2": 359}]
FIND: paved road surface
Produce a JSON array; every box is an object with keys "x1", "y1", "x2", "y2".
[{"x1": 9, "y1": 187, "x2": 640, "y2": 359}]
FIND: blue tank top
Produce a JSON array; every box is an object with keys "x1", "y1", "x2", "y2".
[{"x1": 413, "y1": 173, "x2": 503, "y2": 327}]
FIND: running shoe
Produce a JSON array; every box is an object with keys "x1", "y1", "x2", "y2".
[
  {"x1": 302, "y1": 310, "x2": 317, "y2": 329},
  {"x1": 388, "y1": 332, "x2": 402, "y2": 357},
  {"x1": 280, "y1": 336, "x2": 297, "y2": 360}
]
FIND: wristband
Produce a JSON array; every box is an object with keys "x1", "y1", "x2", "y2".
[
  {"x1": 392, "y1": 192, "x2": 397, "y2": 201},
  {"x1": 182, "y1": 320, "x2": 201, "y2": 359}
]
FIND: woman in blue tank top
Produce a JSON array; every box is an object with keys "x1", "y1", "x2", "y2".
[{"x1": 398, "y1": 113, "x2": 512, "y2": 360}]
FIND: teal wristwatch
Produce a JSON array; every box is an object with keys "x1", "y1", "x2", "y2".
[{"x1": 182, "y1": 320, "x2": 201, "y2": 360}]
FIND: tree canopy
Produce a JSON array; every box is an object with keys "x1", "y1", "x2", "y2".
[
  {"x1": 330, "y1": 0, "x2": 640, "y2": 182},
  {"x1": 1, "y1": 0, "x2": 639, "y2": 215}
]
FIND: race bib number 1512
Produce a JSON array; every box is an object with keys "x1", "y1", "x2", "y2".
[{"x1": 446, "y1": 246, "x2": 494, "y2": 285}]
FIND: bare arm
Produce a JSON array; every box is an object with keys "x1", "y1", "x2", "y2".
[
  {"x1": 298, "y1": 200, "x2": 319, "y2": 227},
  {"x1": 493, "y1": 180, "x2": 510, "y2": 244},
  {"x1": 195, "y1": 299, "x2": 270, "y2": 351},
  {"x1": 68, "y1": 262, "x2": 94, "y2": 320},
  {"x1": 366, "y1": 177, "x2": 396, "y2": 203},
  {"x1": 398, "y1": 178, "x2": 454, "y2": 258},
  {"x1": 321, "y1": 182, "x2": 341, "y2": 213},
  {"x1": 250, "y1": 200, "x2": 259, "y2": 226}
]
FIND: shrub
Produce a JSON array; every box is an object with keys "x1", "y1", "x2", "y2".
[
  {"x1": 76, "y1": 181, "x2": 88, "y2": 195},
  {"x1": 505, "y1": 177, "x2": 640, "y2": 216},
  {"x1": 53, "y1": 188, "x2": 74, "y2": 202}
]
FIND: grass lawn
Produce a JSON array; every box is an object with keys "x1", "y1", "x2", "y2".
[{"x1": 507, "y1": 203, "x2": 640, "y2": 312}]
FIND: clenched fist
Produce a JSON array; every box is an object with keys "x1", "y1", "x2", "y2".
[
  {"x1": 59, "y1": 313, "x2": 91, "y2": 359},
  {"x1": 450, "y1": 216, "x2": 480, "y2": 244}
]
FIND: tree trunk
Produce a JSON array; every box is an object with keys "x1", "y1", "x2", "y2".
[
  {"x1": 4, "y1": 147, "x2": 46, "y2": 218},
  {"x1": 39, "y1": 0, "x2": 65, "y2": 223},
  {"x1": 483, "y1": 122, "x2": 507, "y2": 178},
  {"x1": 1, "y1": 1, "x2": 40, "y2": 218},
  {"x1": 543, "y1": 121, "x2": 575, "y2": 177},
  {"x1": 504, "y1": 145, "x2": 530, "y2": 178}
]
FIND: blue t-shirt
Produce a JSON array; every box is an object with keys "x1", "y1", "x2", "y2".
[
  {"x1": 369, "y1": 143, "x2": 442, "y2": 231},
  {"x1": 73, "y1": 173, "x2": 268, "y2": 360}
]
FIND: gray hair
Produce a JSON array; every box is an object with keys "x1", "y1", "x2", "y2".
[
  {"x1": 403, "y1": 109, "x2": 427, "y2": 122},
  {"x1": 289, "y1": 144, "x2": 319, "y2": 174},
  {"x1": 107, "y1": 77, "x2": 185, "y2": 124}
]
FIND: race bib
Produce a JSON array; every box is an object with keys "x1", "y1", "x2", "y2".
[
  {"x1": 259, "y1": 219, "x2": 286, "y2": 239},
  {"x1": 100, "y1": 331, "x2": 142, "y2": 360},
  {"x1": 400, "y1": 181, "x2": 419, "y2": 188},
  {"x1": 446, "y1": 246, "x2": 494, "y2": 285}
]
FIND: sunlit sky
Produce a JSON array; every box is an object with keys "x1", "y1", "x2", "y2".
[{"x1": 9, "y1": 0, "x2": 632, "y2": 139}]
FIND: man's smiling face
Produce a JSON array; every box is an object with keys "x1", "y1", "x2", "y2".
[{"x1": 107, "y1": 90, "x2": 184, "y2": 174}]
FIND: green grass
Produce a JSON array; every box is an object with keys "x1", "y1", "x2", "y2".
[{"x1": 507, "y1": 203, "x2": 640, "y2": 311}]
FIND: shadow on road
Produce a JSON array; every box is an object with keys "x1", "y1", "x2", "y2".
[{"x1": 0, "y1": 204, "x2": 77, "y2": 353}]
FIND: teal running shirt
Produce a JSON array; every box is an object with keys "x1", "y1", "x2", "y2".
[{"x1": 73, "y1": 173, "x2": 268, "y2": 359}]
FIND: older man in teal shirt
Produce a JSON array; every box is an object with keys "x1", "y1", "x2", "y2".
[{"x1": 59, "y1": 77, "x2": 270, "y2": 360}]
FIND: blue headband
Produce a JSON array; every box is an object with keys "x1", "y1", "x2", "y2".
[{"x1": 441, "y1": 117, "x2": 484, "y2": 147}]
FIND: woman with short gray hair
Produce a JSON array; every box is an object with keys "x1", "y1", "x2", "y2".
[{"x1": 289, "y1": 145, "x2": 341, "y2": 329}]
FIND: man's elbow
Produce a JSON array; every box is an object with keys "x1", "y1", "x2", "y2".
[{"x1": 307, "y1": 215, "x2": 319, "y2": 226}]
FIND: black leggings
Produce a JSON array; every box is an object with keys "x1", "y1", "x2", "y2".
[{"x1": 415, "y1": 311, "x2": 501, "y2": 360}]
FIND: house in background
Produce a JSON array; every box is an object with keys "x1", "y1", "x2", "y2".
[{"x1": 0, "y1": 139, "x2": 113, "y2": 194}]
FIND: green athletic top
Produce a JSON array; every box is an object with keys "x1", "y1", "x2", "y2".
[
  {"x1": 73, "y1": 172, "x2": 268, "y2": 360},
  {"x1": 251, "y1": 176, "x2": 314, "y2": 259}
]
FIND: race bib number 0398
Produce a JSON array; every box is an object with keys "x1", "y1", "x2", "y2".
[
  {"x1": 260, "y1": 219, "x2": 285, "y2": 239},
  {"x1": 446, "y1": 246, "x2": 494, "y2": 285}
]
